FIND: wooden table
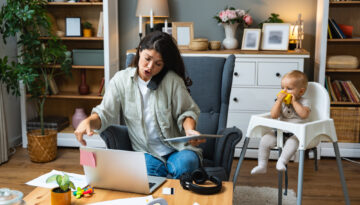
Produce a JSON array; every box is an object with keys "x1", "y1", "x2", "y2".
[{"x1": 24, "y1": 179, "x2": 233, "y2": 205}]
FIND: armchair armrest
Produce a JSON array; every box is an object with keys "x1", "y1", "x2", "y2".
[
  {"x1": 213, "y1": 127, "x2": 242, "y2": 178},
  {"x1": 100, "y1": 125, "x2": 134, "y2": 151}
]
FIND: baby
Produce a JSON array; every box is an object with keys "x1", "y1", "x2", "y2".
[{"x1": 251, "y1": 70, "x2": 311, "y2": 174}]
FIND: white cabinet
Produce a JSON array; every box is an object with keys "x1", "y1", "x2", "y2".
[{"x1": 227, "y1": 52, "x2": 309, "y2": 158}]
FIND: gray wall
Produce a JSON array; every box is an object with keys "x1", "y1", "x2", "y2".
[
  {"x1": 0, "y1": 0, "x2": 22, "y2": 147},
  {"x1": 119, "y1": 0, "x2": 317, "y2": 79}
]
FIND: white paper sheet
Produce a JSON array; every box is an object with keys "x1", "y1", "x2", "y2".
[
  {"x1": 25, "y1": 169, "x2": 88, "y2": 189},
  {"x1": 88, "y1": 195, "x2": 153, "y2": 205}
]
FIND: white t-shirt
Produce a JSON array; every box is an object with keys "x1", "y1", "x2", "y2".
[
  {"x1": 137, "y1": 76, "x2": 174, "y2": 156},
  {"x1": 280, "y1": 97, "x2": 311, "y2": 123}
]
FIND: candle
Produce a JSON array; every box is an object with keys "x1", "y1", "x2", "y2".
[
  {"x1": 139, "y1": 15, "x2": 142, "y2": 34},
  {"x1": 164, "y1": 19, "x2": 168, "y2": 33},
  {"x1": 150, "y1": 9, "x2": 154, "y2": 29}
]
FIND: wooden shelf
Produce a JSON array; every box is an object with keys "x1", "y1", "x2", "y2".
[
  {"x1": 47, "y1": 2, "x2": 103, "y2": 6},
  {"x1": 39, "y1": 37, "x2": 103, "y2": 41},
  {"x1": 45, "y1": 65, "x2": 104, "y2": 70},
  {"x1": 328, "y1": 38, "x2": 360, "y2": 42},
  {"x1": 330, "y1": 1, "x2": 360, "y2": 6},
  {"x1": 331, "y1": 101, "x2": 360, "y2": 106},
  {"x1": 326, "y1": 68, "x2": 360, "y2": 72},
  {"x1": 27, "y1": 91, "x2": 103, "y2": 100}
]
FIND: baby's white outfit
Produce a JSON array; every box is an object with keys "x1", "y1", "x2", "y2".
[{"x1": 251, "y1": 97, "x2": 311, "y2": 174}]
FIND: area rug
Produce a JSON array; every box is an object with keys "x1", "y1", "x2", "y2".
[{"x1": 233, "y1": 186, "x2": 297, "y2": 205}]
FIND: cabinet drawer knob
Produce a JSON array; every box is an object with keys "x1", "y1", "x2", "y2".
[
  {"x1": 276, "y1": 72, "x2": 281, "y2": 77},
  {"x1": 233, "y1": 97, "x2": 238, "y2": 102},
  {"x1": 234, "y1": 72, "x2": 239, "y2": 77}
]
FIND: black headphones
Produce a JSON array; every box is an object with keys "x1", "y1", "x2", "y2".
[{"x1": 180, "y1": 168, "x2": 222, "y2": 195}]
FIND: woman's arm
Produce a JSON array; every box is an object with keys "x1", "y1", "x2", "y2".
[{"x1": 74, "y1": 113, "x2": 101, "y2": 146}]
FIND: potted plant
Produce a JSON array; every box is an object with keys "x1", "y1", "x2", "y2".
[
  {"x1": 0, "y1": 0, "x2": 71, "y2": 162},
  {"x1": 46, "y1": 173, "x2": 75, "y2": 205},
  {"x1": 258, "y1": 13, "x2": 284, "y2": 28},
  {"x1": 82, "y1": 21, "x2": 92, "y2": 37}
]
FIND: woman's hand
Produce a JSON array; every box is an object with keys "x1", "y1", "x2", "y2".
[
  {"x1": 74, "y1": 118, "x2": 94, "y2": 146},
  {"x1": 186, "y1": 129, "x2": 206, "y2": 147}
]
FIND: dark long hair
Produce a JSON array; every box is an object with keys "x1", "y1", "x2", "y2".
[{"x1": 130, "y1": 31, "x2": 192, "y2": 87}]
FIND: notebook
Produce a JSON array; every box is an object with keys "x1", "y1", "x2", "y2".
[{"x1": 80, "y1": 147, "x2": 166, "y2": 194}]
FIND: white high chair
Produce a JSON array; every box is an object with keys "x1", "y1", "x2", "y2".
[{"x1": 232, "y1": 82, "x2": 350, "y2": 205}]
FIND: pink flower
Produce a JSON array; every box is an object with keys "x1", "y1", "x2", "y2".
[{"x1": 243, "y1": 15, "x2": 253, "y2": 26}]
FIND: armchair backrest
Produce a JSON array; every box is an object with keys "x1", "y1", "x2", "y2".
[
  {"x1": 183, "y1": 55, "x2": 235, "y2": 160},
  {"x1": 303, "y1": 82, "x2": 330, "y2": 121}
]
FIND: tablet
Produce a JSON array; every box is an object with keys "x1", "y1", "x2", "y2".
[{"x1": 163, "y1": 134, "x2": 223, "y2": 143}]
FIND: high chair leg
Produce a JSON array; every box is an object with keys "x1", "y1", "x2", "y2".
[
  {"x1": 278, "y1": 148, "x2": 283, "y2": 205},
  {"x1": 297, "y1": 150, "x2": 305, "y2": 205},
  {"x1": 233, "y1": 137, "x2": 250, "y2": 190},
  {"x1": 333, "y1": 142, "x2": 350, "y2": 205},
  {"x1": 284, "y1": 165, "x2": 288, "y2": 196}
]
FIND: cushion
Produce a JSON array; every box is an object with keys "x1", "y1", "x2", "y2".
[{"x1": 327, "y1": 55, "x2": 359, "y2": 69}]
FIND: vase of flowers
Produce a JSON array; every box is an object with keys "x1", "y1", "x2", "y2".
[{"x1": 214, "y1": 7, "x2": 253, "y2": 49}]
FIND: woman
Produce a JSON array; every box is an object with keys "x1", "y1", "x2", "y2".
[{"x1": 74, "y1": 31, "x2": 205, "y2": 178}]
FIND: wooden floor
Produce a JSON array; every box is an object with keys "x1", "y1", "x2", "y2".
[{"x1": 1, "y1": 147, "x2": 359, "y2": 205}]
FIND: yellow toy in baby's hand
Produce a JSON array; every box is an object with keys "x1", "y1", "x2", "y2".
[{"x1": 277, "y1": 90, "x2": 292, "y2": 105}]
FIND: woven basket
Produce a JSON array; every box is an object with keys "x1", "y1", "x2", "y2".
[
  {"x1": 27, "y1": 129, "x2": 57, "y2": 163},
  {"x1": 331, "y1": 107, "x2": 360, "y2": 143}
]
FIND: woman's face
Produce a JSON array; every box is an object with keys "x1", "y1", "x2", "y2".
[{"x1": 138, "y1": 49, "x2": 164, "y2": 82}]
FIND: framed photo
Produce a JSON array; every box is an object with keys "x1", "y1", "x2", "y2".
[
  {"x1": 65, "y1": 17, "x2": 81, "y2": 37},
  {"x1": 261, "y1": 23, "x2": 290, "y2": 50},
  {"x1": 172, "y1": 22, "x2": 194, "y2": 49},
  {"x1": 241, "y1": 28, "x2": 261, "y2": 50}
]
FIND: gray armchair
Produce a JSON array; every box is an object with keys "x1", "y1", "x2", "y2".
[{"x1": 100, "y1": 54, "x2": 242, "y2": 182}]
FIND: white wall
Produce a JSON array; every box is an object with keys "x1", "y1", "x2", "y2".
[{"x1": 0, "y1": 0, "x2": 22, "y2": 147}]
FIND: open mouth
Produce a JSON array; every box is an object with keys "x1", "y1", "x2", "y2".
[{"x1": 144, "y1": 70, "x2": 151, "y2": 75}]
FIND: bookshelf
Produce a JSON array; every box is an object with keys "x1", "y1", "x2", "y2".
[
  {"x1": 315, "y1": 0, "x2": 360, "y2": 158},
  {"x1": 20, "y1": 0, "x2": 119, "y2": 148}
]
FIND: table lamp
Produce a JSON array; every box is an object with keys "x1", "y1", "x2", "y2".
[{"x1": 136, "y1": 0, "x2": 169, "y2": 40}]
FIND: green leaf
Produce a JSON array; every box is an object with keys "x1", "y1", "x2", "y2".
[
  {"x1": 69, "y1": 181, "x2": 76, "y2": 190},
  {"x1": 56, "y1": 175, "x2": 62, "y2": 186},
  {"x1": 46, "y1": 174, "x2": 57, "y2": 183}
]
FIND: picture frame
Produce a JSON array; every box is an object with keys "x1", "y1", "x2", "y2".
[
  {"x1": 172, "y1": 22, "x2": 194, "y2": 49},
  {"x1": 65, "y1": 17, "x2": 81, "y2": 37},
  {"x1": 241, "y1": 28, "x2": 261, "y2": 50},
  {"x1": 261, "y1": 23, "x2": 290, "y2": 50}
]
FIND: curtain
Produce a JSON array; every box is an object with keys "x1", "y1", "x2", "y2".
[{"x1": 0, "y1": 84, "x2": 9, "y2": 164}]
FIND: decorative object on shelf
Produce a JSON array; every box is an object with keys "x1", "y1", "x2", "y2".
[
  {"x1": 136, "y1": 0, "x2": 169, "y2": 35},
  {"x1": 293, "y1": 13, "x2": 304, "y2": 52},
  {"x1": 97, "y1": 77, "x2": 105, "y2": 96},
  {"x1": 189, "y1": 38, "x2": 208, "y2": 51},
  {"x1": 56, "y1": 30, "x2": 65, "y2": 37},
  {"x1": 214, "y1": 6, "x2": 253, "y2": 49},
  {"x1": 78, "y1": 69, "x2": 90, "y2": 95},
  {"x1": 72, "y1": 108, "x2": 87, "y2": 129},
  {"x1": 97, "y1": 11, "x2": 104, "y2": 37},
  {"x1": 172, "y1": 22, "x2": 194, "y2": 49},
  {"x1": 27, "y1": 116, "x2": 70, "y2": 132},
  {"x1": 209, "y1": 41, "x2": 221, "y2": 50},
  {"x1": 73, "y1": 49, "x2": 104, "y2": 66},
  {"x1": 0, "y1": 0, "x2": 72, "y2": 139},
  {"x1": 65, "y1": 17, "x2": 81, "y2": 37},
  {"x1": 46, "y1": 173, "x2": 76, "y2": 205},
  {"x1": 82, "y1": 21, "x2": 92, "y2": 37},
  {"x1": 327, "y1": 55, "x2": 359, "y2": 69},
  {"x1": 261, "y1": 23, "x2": 290, "y2": 50},
  {"x1": 258, "y1": 13, "x2": 284, "y2": 28},
  {"x1": 241, "y1": 28, "x2": 261, "y2": 50}
]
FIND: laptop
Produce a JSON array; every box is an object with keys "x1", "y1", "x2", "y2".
[{"x1": 80, "y1": 147, "x2": 166, "y2": 194}]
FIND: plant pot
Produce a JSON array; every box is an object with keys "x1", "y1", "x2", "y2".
[
  {"x1": 27, "y1": 129, "x2": 57, "y2": 163},
  {"x1": 51, "y1": 188, "x2": 71, "y2": 205},
  {"x1": 83, "y1": 29, "x2": 92, "y2": 37}
]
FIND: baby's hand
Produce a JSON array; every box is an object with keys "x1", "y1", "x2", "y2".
[{"x1": 276, "y1": 91, "x2": 287, "y2": 101}]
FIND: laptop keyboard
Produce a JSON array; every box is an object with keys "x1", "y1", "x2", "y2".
[{"x1": 149, "y1": 182, "x2": 156, "y2": 188}]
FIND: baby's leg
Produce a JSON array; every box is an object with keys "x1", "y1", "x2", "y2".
[
  {"x1": 251, "y1": 132, "x2": 276, "y2": 175},
  {"x1": 276, "y1": 135, "x2": 299, "y2": 171}
]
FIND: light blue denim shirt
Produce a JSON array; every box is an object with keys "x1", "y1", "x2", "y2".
[{"x1": 92, "y1": 67, "x2": 202, "y2": 162}]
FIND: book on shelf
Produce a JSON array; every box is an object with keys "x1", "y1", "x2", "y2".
[
  {"x1": 329, "y1": 18, "x2": 346, "y2": 39},
  {"x1": 97, "y1": 77, "x2": 105, "y2": 96},
  {"x1": 340, "y1": 81, "x2": 356, "y2": 102},
  {"x1": 97, "y1": 11, "x2": 103, "y2": 37},
  {"x1": 327, "y1": 24, "x2": 333, "y2": 39},
  {"x1": 48, "y1": 75, "x2": 59, "y2": 95},
  {"x1": 27, "y1": 116, "x2": 69, "y2": 131},
  {"x1": 325, "y1": 76, "x2": 335, "y2": 101},
  {"x1": 348, "y1": 81, "x2": 360, "y2": 102}
]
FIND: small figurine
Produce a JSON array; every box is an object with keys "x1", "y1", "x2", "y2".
[{"x1": 73, "y1": 186, "x2": 94, "y2": 199}]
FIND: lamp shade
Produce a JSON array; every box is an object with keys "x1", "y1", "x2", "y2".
[{"x1": 136, "y1": 0, "x2": 169, "y2": 17}]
